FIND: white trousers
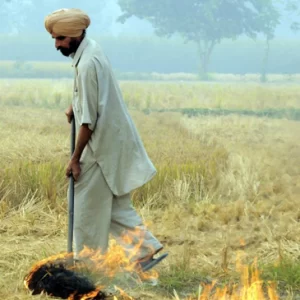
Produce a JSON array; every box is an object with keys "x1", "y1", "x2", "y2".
[{"x1": 70, "y1": 163, "x2": 162, "y2": 260}]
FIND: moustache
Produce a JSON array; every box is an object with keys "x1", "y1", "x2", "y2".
[{"x1": 56, "y1": 46, "x2": 71, "y2": 57}]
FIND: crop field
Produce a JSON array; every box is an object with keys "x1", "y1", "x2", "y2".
[{"x1": 1, "y1": 79, "x2": 300, "y2": 299}]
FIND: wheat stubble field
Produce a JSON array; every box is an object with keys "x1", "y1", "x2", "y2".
[{"x1": 1, "y1": 78, "x2": 300, "y2": 299}]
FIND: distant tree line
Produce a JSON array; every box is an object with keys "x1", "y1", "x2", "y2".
[
  {"x1": 117, "y1": 0, "x2": 300, "y2": 81},
  {"x1": 1, "y1": 0, "x2": 300, "y2": 81},
  {"x1": 1, "y1": 35, "x2": 300, "y2": 77}
]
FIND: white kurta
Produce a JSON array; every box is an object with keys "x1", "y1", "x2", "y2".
[
  {"x1": 72, "y1": 37, "x2": 156, "y2": 196},
  {"x1": 69, "y1": 37, "x2": 163, "y2": 258}
]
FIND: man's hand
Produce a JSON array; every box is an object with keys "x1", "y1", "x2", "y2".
[
  {"x1": 65, "y1": 104, "x2": 74, "y2": 124},
  {"x1": 65, "y1": 124, "x2": 93, "y2": 181},
  {"x1": 66, "y1": 159, "x2": 81, "y2": 181}
]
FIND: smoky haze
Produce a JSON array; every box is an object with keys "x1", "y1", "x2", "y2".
[
  {"x1": 0, "y1": 0, "x2": 299, "y2": 77},
  {"x1": 0, "y1": 1, "x2": 154, "y2": 36}
]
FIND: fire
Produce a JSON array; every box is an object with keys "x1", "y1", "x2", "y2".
[
  {"x1": 175, "y1": 254, "x2": 280, "y2": 300},
  {"x1": 24, "y1": 228, "x2": 159, "y2": 299},
  {"x1": 68, "y1": 288, "x2": 107, "y2": 300},
  {"x1": 24, "y1": 251, "x2": 74, "y2": 289},
  {"x1": 75, "y1": 227, "x2": 159, "y2": 283},
  {"x1": 25, "y1": 229, "x2": 280, "y2": 300}
]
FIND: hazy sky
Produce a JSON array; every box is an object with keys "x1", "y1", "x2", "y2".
[
  {"x1": 1, "y1": 0, "x2": 299, "y2": 74},
  {"x1": 0, "y1": 0, "x2": 298, "y2": 38}
]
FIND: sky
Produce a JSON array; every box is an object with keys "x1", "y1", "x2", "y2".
[
  {"x1": 0, "y1": 0, "x2": 299, "y2": 39},
  {"x1": 0, "y1": 0, "x2": 299, "y2": 74}
]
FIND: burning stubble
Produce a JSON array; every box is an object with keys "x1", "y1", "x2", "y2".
[
  {"x1": 24, "y1": 229, "x2": 159, "y2": 299},
  {"x1": 24, "y1": 259, "x2": 107, "y2": 299}
]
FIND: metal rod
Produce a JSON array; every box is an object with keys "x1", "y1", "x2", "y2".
[{"x1": 68, "y1": 118, "x2": 76, "y2": 254}]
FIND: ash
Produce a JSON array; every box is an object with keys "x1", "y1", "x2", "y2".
[{"x1": 25, "y1": 260, "x2": 107, "y2": 299}]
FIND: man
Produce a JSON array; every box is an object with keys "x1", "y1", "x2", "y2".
[{"x1": 44, "y1": 8, "x2": 167, "y2": 272}]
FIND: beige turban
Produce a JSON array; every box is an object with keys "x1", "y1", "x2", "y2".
[{"x1": 45, "y1": 8, "x2": 90, "y2": 37}]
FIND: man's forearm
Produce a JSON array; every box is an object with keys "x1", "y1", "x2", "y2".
[{"x1": 71, "y1": 124, "x2": 93, "y2": 162}]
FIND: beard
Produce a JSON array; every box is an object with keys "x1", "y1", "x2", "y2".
[{"x1": 57, "y1": 39, "x2": 81, "y2": 57}]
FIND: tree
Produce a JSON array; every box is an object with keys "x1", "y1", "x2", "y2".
[
  {"x1": 282, "y1": 0, "x2": 300, "y2": 33},
  {"x1": 117, "y1": 0, "x2": 280, "y2": 79},
  {"x1": 260, "y1": 0, "x2": 300, "y2": 82}
]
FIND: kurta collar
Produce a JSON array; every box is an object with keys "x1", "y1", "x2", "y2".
[{"x1": 72, "y1": 37, "x2": 89, "y2": 67}]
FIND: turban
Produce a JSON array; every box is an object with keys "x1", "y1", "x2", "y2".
[{"x1": 45, "y1": 8, "x2": 90, "y2": 37}]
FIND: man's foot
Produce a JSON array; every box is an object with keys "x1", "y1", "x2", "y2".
[
  {"x1": 136, "y1": 251, "x2": 168, "y2": 272},
  {"x1": 140, "y1": 253, "x2": 168, "y2": 272}
]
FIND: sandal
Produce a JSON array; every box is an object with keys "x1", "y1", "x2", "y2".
[{"x1": 137, "y1": 252, "x2": 168, "y2": 272}]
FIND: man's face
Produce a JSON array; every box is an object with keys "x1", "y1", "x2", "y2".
[{"x1": 52, "y1": 33, "x2": 80, "y2": 57}]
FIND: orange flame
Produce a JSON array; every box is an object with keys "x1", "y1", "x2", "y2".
[
  {"x1": 179, "y1": 256, "x2": 279, "y2": 300},
  {"x1": 114, "y1": 286, "x2": 135, "y2": 300},
  {"x1": 68, "y1": 288, "x2": 104, "y2": 300},
  {"x1": 24, "y1": 228, "x2": 159, "y2": 299},
  {"x1": 24, "y1": 251, "x2": 74, "y2": 289}
]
